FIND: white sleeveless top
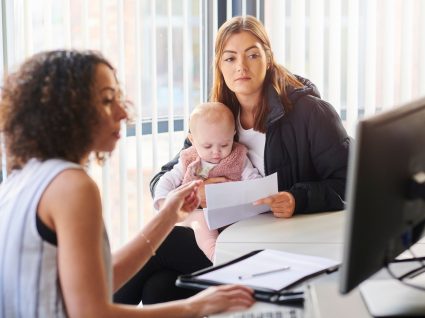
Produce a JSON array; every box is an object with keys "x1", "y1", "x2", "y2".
[{"x1": 0, "y1": 158, "x2": 113, "y2": 318}]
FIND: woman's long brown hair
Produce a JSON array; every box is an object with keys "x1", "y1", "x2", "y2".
[{"x1": 210, "y1": 15, "x2": 303, "y2": 133}]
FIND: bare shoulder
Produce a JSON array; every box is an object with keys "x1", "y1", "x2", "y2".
[
  {"x1": 40, "y1": 168, "x2": 99, "y2": 203},
  {"x1": 39, "y1": 168, "x2": 102, "y2": 228},
  {"x1": 45, "y1": 168, "x2": 99, "y2": 200}
]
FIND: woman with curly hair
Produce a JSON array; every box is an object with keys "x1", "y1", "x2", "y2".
[{"x1": 0, "y1": 50, "x2": 254, "y2": 318}]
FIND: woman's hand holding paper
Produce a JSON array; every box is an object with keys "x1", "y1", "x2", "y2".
[{"x1": 254, "y1": 191, "x2": 295, "y2": 218}]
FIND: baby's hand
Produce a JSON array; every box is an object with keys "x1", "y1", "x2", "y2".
[{"x1": 198, "y1": 177, "x2": 228, "y2": 208}]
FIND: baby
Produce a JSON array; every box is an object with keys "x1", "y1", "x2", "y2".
[{"x1": 154, "y1": 102, "x2": 261, "y2": 261}]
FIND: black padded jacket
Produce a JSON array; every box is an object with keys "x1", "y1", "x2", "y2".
[{"x1": 150, "y1": 77, "x2": 351, "y2": 214}]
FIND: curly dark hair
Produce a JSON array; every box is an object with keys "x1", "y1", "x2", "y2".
[{"x1": 0, "y1": 50, "x2": 117, "y2": 170}]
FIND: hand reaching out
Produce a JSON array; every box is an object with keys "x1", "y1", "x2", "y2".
[
  {"x1": 254, "y1": 191, "x2": 295, "y2": 218},
  {"x1": 161, "y1": 180, "x2": 202, "y2": 223}
]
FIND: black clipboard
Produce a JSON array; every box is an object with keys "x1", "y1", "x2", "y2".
[{"x1": 176, "y1": 249, "x2": 338, "y2": 305}]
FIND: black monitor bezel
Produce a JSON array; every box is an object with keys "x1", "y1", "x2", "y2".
[{"x1": 340, "y1": 97, "x2": 425, "y2": 294}]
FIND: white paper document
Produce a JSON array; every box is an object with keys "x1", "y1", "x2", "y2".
[
  {"x1": 203, "y1": 173, "x2": 278, "y2": 230},
  {"x1": 198, "y1": 249, "x2": 340, "y2": 291}
]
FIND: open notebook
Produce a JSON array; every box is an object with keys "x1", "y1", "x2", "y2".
[{"x1": 177, "y1": 249, "x2": 339, "y2": 304}]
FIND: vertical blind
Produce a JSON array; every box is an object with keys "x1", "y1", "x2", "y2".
[
  {"x1": 265, "y1": 0, "x2": 425, "y2": 135},
  {"x1": 1, "y1": 0, "x2": 425, "y2": 249}
]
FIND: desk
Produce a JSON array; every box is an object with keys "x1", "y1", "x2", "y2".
[
  {"x1": 211, "y1": 211, "x2": 425, "y2": 318},
  {"x1": 214, "y1": 211, "x2": 345, "y2": 265}
]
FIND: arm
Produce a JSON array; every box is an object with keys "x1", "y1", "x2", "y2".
[
  {"x1": 256, "y1": 98, "x2": 349, "y2": 217},
  {"x1": 290, "y1": 97, "x2": 350, "y2": 213},
  {"x1": 39, "y1": 169, "x2": 114, "y2": 318},
  {"x1": 113, "y1": 181, "x2": 201, "y2": 290},
  {"x1": 153, "y1": 159, "x2": 185, "y2": 210},
  {"x1": 41, "y1": 170, "x2": 253, "y2": 318},
  {"x1": 150, "y1": 137, "x2": 192, "y2": 197}
]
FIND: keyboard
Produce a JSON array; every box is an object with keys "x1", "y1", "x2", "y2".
[{"x1": 231, "y1": 308, "x2": 302, "y2": 318}]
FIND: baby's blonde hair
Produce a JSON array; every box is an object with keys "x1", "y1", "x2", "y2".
[{"x1": 189, "y1": 102, "x2": 235, "y2": 135}]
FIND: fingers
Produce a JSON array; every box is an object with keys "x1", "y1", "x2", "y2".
[
  {"x1": 220, "y1": 285, "x2": 255, "y2": 310},
  {"x1": 253, "y1": 192, "x2": 295, "y2": 218},
  {"x1": 253, "y1": 196, "x2": 273, "y2": 206},
  {"x1": 183, "y1": 191, "x2": 200, "y2": 212},
  {"x1": 176, "y1": 180, "x2": 202, "y2": 193},
  {"x1": 172, "y1": 180, "x2": 201, "y2": 202},
  {"x1": 164, "y1": 181, "x2": 202, "y2": 219},
  {"x1": 198, "y1": 182, "x2": 207, "y2": 208},
  {"x1": 204, "y1": 177, "x2": 228, "y2": 184},
  {"x1": 180, "y1": 181, "x2": 202, "y2": 212},
  {"x1": 189, "y1": 284, "x2": 255, "y2": 317},
  {"x1": 197, "y1": 178, "x2": 227, "y2": 208},
  {"x1": 272, "y1": 209, "x2": 294, "y2": 218},
  {"x1": 272, "y1": 192, "x2": 295, "y2": 218},
  {"x1": 210, "y1": 285, "x2": 255, "y2": 312},
  {"x1": 217, "y1": 284, "x2": 254, "y2": 295}
]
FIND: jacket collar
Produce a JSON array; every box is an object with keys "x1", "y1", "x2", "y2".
[
  {"x1": 265, "y1": 75, "x2": 321, "y2": 128},
  {"x1": 265, "y1": 84, "x2": 285, "y2": 128}
]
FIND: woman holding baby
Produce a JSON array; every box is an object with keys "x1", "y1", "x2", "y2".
[{"x1": 115, "y1": 15, "x2": 350, "y2": 305}]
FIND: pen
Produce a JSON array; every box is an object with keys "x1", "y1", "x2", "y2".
[
  {"x1": 238, "y1": 266, "x2": 290, "y2": 280},
  {"x1": 272, "y1": 292, "x2": 305, "y2": 305}
]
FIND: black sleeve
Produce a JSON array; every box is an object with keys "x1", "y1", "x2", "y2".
[
  {"x1": 289, "y1": 98, "x2": 351, "y2": 214},
  {"x1": 149, "y1": 137, "x2": 192, "y2": 197}
]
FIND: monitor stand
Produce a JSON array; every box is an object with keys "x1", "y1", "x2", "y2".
[{"x1": 359, "y1": 279, "x2": 425, "y2": 317}]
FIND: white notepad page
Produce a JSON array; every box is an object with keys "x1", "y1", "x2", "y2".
[{"x1": 198, "y1": 249, "x2": 340, "y2": 291}]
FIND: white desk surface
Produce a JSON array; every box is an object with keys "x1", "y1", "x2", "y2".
[
  {"x1": 214, "y1": 210, "x2": 345, "y2": 265},
  {"x1": 211, "y1": 210, "x2": 425, "y2": 318}
]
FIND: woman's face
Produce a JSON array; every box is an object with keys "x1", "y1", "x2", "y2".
[
  {"x1": 220, "y1": 31, "x2": 268, "y2": 100},
  {"x1": 91, "y1": 64, "x2": 127, "y2": 153}
]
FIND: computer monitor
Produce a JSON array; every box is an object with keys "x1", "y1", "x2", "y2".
[{"x1": 339, "y1": 97, "x2": 425, "y2": 315}]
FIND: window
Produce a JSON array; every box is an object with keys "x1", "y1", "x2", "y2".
[{"x1": 1, "y1": 0, "x2": 425, "y2": 249}]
